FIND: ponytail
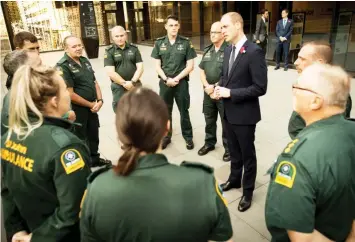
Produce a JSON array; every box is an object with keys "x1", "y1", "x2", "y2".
[
  {"x1": 114, "y1": 146, "x2": 141, "y2": 176},
  {"x1": 7, "y1": 65, "x2": 58, "y2": 140}
]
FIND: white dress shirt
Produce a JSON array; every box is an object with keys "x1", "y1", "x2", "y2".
[{"x1": 230, "y1": 35, "x2": 248, "y2": 62}]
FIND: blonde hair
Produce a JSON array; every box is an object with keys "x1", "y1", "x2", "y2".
[
  {"x1": 303, "y1": 63, "x2": 350, "y2": 109},
  {"x1": 7, "y1": 65, "x2": 60, "y2": 140}
]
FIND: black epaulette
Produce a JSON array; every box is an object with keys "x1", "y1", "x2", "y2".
[
  {"x1": 281, "y1": 137, "x2": 307, "y2": 157},
  {"x1": 179, "y1": 35, "x2": 189, "y2": 41},
  {"x1": 203, "y1": 43, "x2": 213, "y2": 54},
  {"x1": 105, "y1": 45, "x2": 114, "y2": 51},
  {"x1": 88, "y1": 165, "x2": 112, "y2": 183},
  {"x1": 129, "y1": 43, "x2": 138, "y2": 48},
  {"x1": 56, "y1": 56, "x2": 67, "y2": 65},
  {"x1": 155, "y1": 36, "x2": 165, "y2": 41},
  {"x1": 180, "y1": 161, "x2": 214, "y2": 173}
]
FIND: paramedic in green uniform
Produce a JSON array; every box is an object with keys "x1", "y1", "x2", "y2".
[
  {"x1": 288, "y1": 41, "x2": 352, "y2": 139},
  {"x1": 198, "y1": 21, "x2": 230, "y2": 162},
  {"x1": 151, "y1": 15, "x2": 197, "y2": 150},
  {"x1": 265, "y1": 64, "x2": 355, "y2": 242},
  {"x1": 1, "y1": 50, "x2": 41, "y2": 136},
  {"x1": 104, "y1": 25, "x2": 143, "y2": 112},
  {"x1": 80, "y1": 87, "x2": 233, "y2": 242},
  {"x1": 1, "y1": 65, "x2": 91, "y2": 242},
  {"x1": 57, "y1": 36, "x2": 111, "y2": 167}
]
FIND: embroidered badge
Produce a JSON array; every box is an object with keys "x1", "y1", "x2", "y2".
[
  {"x1": 57, "y1": 66, "x2": 63, "y2": 76},
  {"x1": 60, "y1": 149, "x2": 85, "y2": 174},
  {"x1": 177, "y1": 44, "x2": 184, "y2": 51},
  {"x1": 274, "y1": 161, "x2": 296, "y2": 188}
]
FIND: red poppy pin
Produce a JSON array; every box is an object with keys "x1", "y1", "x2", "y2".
[{"x1": 240, "y1": 46, "x2": 246, "y2": 54}]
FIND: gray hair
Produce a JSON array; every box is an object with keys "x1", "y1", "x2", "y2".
[{"x1": 302, "y1": 63, "x2": 350, "y2": 109}]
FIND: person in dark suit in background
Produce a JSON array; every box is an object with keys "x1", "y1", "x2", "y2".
[
  {"x1": 214, "y1": 12, "x2": 268, "y2": 212},
  {"x1": 254, "y1": 9, "x2": 269, "y2": 55},
  {"x1": 275, "y1": 9, "x2": 294, "y2": 71}
]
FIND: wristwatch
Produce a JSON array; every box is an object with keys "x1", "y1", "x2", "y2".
[{"x1": 97, "y1": 99, "x2": 103, "y2": 103}]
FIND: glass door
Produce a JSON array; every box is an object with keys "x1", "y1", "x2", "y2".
[{"x1": 344, "y1": 12, "x2": 355, "y2": 71}]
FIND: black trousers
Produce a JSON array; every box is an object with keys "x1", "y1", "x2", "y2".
[
  {"x1": 225, "y1": 120, "x2": 257, "y2": 198},
  {"x1": 72, "y1": 104, "x2": 100, "y2": 165},
  {"x1": 276, "y1": 41, "x2": 290, "y2": 67}
]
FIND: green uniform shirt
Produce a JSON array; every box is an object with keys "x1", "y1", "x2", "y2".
[
  {"x1": 265, "y1": 114, "x2": 355, "y2": 241},
  {"x1": 57, "y1": 53, "x2": 97, "y2": 102},
  {"x1": 104, "y1": 43, "x2": 143, "y2": 81},
  {"x1": 151, "y1": 35, "x2": 197, "y2": 80},
  {"x1": 199, "y1": 42, "x2": 227, "y2": 84},
  {"x1": 1, "y1": 116, "x2": 91, "y2": 241},
  {"x1": 80, "y1": 154, "x2": 233, "y2": 242},
  {"x1": 1, "y1": 93, "x2": 10, "y2": 136},
  {"x1": 288, "y1": 95, "x2": 353, "y2": 139}
]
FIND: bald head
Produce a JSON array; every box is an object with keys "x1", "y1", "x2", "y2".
[
  {"x1": 294, "y1": 41, "x2": 333, "y2": 73},
  {"x1": 222, "y1": 12, "x2": 244, "y2": 27},
  {"x1": 210, "y1": 22, "x2": 224, "y2": 44},
  {"x1": 111, "y1": 26, "x2": 127, "y2": 48},
  {"x1": 221, "y1": 12, "x2": 244, "y2": 44},
  {"x1": 298, "y1": 63, "x2": 350, "y2": 109}
]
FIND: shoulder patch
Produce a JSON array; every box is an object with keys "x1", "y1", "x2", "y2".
[
  {"x1": 56, "y1": 66, "x2": 64, "y2": 76},
  {"x1": 274, "y1": 161, "x2": 296, "y2": 188},
  {"x1": 60, "y1": 148, "x2": 85, "y2": 174},
  {"x1": 180, "y1": 161, "x2": 213, "y2": 173},
  {"x1": 88, "y1": 166, "x2": 111, "y2": 183},
  {"x1": 215, "y1": 179, "x2": 228, "y2": 206},
  {"x1": 105, "y1": 45, "x2": 114, "y2": 51},
  {"x1": 281, "y1": 138, "x2": 307, "y2": 157}
]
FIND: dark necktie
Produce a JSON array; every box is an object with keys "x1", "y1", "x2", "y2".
[{"x1": 228, "y1": 46, "x2": 236, "y2": 76}]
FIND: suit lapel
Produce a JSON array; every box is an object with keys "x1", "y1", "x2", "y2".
[{"x1": 226, "y1": 40, "x2": 249, "y2": 85}]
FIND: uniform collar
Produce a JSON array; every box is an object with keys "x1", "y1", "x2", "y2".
[
  {"x1": 163, "y1": 35, "x2": 182, "y2": 44},
  {"x1": 299, "y1": 114, "x2": 344, "y2": 136},
  {"x1": 114, "y1": 42, "x2": 129, "y2": 50},
  {"x1": 213, "y1": 41, "x2": 228, "y2": 53},
  {"x1": 135, "y1": 153, "x2": 169, "y2": 170},
  {"x1": 27, "y1": 114, "x2": 76, "y2": 130},
  {"x1": 64, "y1": 53, "x2": 85, "y2": 66}
]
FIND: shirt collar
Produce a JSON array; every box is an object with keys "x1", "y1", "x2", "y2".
[
  {"x1": 261, "y1": 16, "x2": 265, "y2": 22},
  {"x1": 64, "y1": 53, "x2": 84, "y2": 66},
  {"x1": 135, "y1": 153, "x2": 170, "y2": 170},
  {"x1": 115, "y1": 42, "x2": 129, "y2": 50},
  {"x1": 298, "y1": 114, "x2": 345, "y2": 137},
  {"x1": 213, "y1": 41, "x2": 228, "y2": 53},
  {"x1": 28, "y1": 114, "x2": 76, "y2": 130},
  {"x1": 233, "y1": 35, "x2": 247, "y2": 50}
]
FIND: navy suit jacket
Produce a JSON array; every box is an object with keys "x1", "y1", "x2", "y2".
[
  {"x1": 276, "y1": 18, "x2": 294, "y2": 43},
  {"x1": 219, "y1": 40, "x2": 268, "y2": 125}
]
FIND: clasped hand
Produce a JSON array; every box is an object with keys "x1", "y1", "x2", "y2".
[
  {"x1": 206, "y1": 86, "x2": 231, "y2": 100},
  {"x1": 165, "y1": 77, "x2": 179, "y2": 87}
]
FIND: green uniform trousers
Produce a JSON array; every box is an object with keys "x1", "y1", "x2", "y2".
[
  {"x1": 111, "y1": 81, "x2": 142, "y2": 112},
  {"x1": 159, "y1": 79, "x2": 193, "y2": 141},
  {"x1": 203, "y1": 93, "x2": 228, "y2": 150},
  {"x1": 72, "y1": 104, "x2": 100, "y2": 164}
]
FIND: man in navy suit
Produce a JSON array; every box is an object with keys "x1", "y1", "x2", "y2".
[
  {"x1": 275, "y1": 9, "x2": 294, "y2": 71},
  {"x1": 213, "y1": 12, "x2": 268, "y2": 212}
]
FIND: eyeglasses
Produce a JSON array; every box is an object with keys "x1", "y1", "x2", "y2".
[
  {"x1": 210, "y1": 31, "x2": 222, "y2": 35},
  {"x1": 292, "y1": 85, "x2": 320, "y2": 95}
]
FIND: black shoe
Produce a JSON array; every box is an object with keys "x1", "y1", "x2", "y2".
[
  {"x1": 238, "y1": 196, "x2": 252, "y2": 212},
  {"x1": 274, "y1": 66, "x2": 280, "y2": 70},
  {"x1": 186, "y1": 140, "x2": 194, "y2": 150},
  {"x1": 220, "y1": 181, "x2": 241, "y2": 192},
  {"x1": 162, "y1": 137, "x2": 171, "y2": 150},
  {"x1": 284, "y1": 67, "x2": 288, "y2": 71},
  {"x1": 198, "y1": 145, "x2": 215, "y2": 155},
  {"x1": 91, "y1": 158, "x2": 112, "y2": 168},
  {"x1": 223, "y1": 151, "x2": 231, "y2": 161}
]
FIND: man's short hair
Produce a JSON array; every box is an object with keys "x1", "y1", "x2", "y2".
[
  {"x1": 260, "y1": 9, "x2": 268, "y2": 15},
  {"x1": 304, "y1": 63, "x2": 350, "y2": 109},
  {"x1": 13, "y1": 31, "x2": 38, "y2": 48},
  {"x1": 62, "y1": 35, "x2": 78, "y2": 48},
  {"x1": 282, "y1": 9, "x2": 289, "y2": 14},
  {"x1": 165, "y1": 15, "x2": 179, "y2": 24},
  {"x1": 3, "y1": 50, "x2": 29, "y2": 76},
  {"x1": 303, "y1": 41, "x2": 333, "y2": 64},
  {"x1": 223, "y1": 12, "x2": 244, "y2": 27}
]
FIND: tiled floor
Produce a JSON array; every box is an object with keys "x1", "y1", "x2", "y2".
[{"x1": 1, "y1": 45, "x2": 354, "y2": 242}]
